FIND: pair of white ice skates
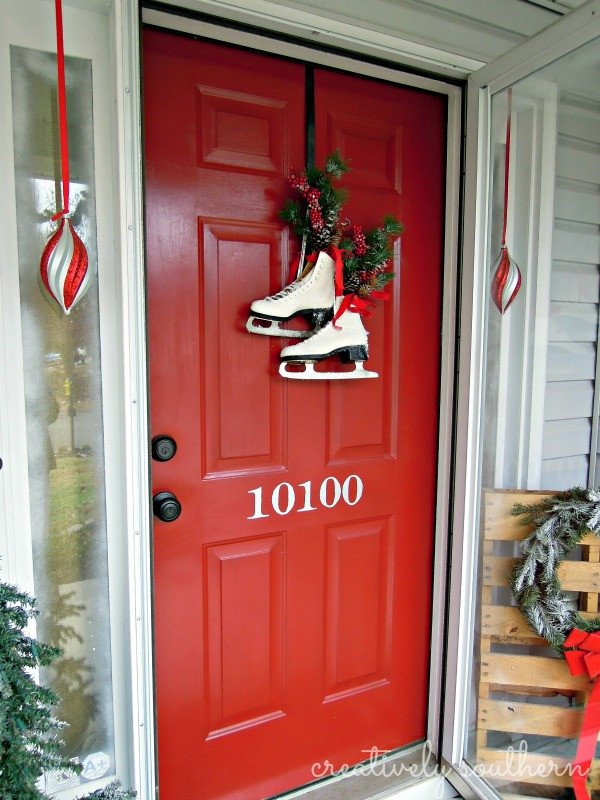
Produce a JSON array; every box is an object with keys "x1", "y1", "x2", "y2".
[{"x1": 246, "y1": 251, "x2": 377, "y2": 380}]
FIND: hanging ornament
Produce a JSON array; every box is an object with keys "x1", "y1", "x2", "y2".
[
  {"x1": 40, "y1": 215, "x2": 90, "y2": 314},
  {"x1": 490, "y1": 245, "x2": 521, "y2": 315},
  {"x1": 491, "y1": 88, "x2": 522, "y2": 314},
  {"x1": 39, "y1": 0, "x2": 91, "y2": 315}
]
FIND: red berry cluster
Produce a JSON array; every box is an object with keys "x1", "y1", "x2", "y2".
[
  {"x1": 290, "y1": 173, "x2": 310, "y2": 194},
  {"x1": 290, "y1": 174, "x2": 324, "y2": 232},
  {"x1": 307, "y1": 188, "x2": 324, "y2": 231},
  {"x1": 352, "y1": 225, "x2": 368, "y2": 256}
]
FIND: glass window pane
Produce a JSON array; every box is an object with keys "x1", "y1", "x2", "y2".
[
  {"x1": 11, "y1": 45, "x2": 116, "y2": 792},
  {"x1": 466, "y1": 37, "x2": 600, "y2": 798}
]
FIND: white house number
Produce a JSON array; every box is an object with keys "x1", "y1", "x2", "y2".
[{"x1": 247, "y1": 475, "x2": 363, "y2": 519}]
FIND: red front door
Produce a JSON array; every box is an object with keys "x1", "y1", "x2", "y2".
[{"x1": 144, "y1": 29, "x2": 446, "y2": 800}]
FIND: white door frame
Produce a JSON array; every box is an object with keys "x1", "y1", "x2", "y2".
[
  {"x1": 115, "y1": 0, "x2": 463, "y2": 796},
  {"x1": 442, "y1": 2, "x2": 600, "y2": 797},
  {"x1": 0, "y1": 1, "x2": 145, "y2": 796}
]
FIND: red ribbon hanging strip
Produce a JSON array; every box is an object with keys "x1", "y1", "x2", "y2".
[
  {"x1": 52, "y1": 0, "x2": 70, "y2": 221},
  {"x1": 501, "y1": 88, "x2": 512, "y2": 250},
  {"x1": 332, "y1": 290, "x2": 389, "y2": 328},
  {"x1": 564, "y1": 628, "x2": 600, "y2": 800},
  {"x1": 330, "y1": 244, "x2": 345, "y2": 298}
]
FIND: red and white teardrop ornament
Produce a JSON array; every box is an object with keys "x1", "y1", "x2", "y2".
[
  {"x1": 491, "y1": 244, "x2": 522, "y2": 314},
  {"x1": 491, "y1": 88, "x2": 522, "y2": 315},
  {"x1": 40, "y1": 214, "x2": 90, "y2": 314}
]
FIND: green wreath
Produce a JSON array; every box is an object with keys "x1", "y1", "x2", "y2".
[{"x1": 510, "y1": 488, "x2": 600, "y2": 650}]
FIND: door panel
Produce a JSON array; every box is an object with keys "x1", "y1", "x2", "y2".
[
  {"x1": 323, "y1": 517, "x2": 394, "y2": 698},
  {"x1": 201, "y1": 219, "x2": 287, "y2": 474},
  {"x1": 205, "y1": 534, "x2": 285, "y2": 736},
  {"x1": 144, "y1": 29, "x2": 446, "y2": 800}
]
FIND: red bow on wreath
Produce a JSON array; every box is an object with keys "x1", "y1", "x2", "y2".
[{"x1": 564, "y1": 628, "x2": 600, "y2": 799}]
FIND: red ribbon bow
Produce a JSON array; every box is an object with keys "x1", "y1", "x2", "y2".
[
  {"x1": 332, "y1": 290, "x2": 390, "y2": 328},
  {"x1": 563, "y1": 628, "x2": 600, "y2": 799},
  {"x1": 288, "y1": 245, "x2": 390, "y2": 329}
]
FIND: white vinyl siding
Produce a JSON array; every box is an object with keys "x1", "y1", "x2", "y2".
[
  {"x1": 306, "y1": 0, "x2": 580, "y2": 60},
  {"x1": 540, "y1": 91, "x2": 600, "y2": 489},
  {"x1": 153, "y1": 0, "x2": 582, "y2": 76}
]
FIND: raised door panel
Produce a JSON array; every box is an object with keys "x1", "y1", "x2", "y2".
[
  {"x1": 200, "y1": 219, "x2": 288, "y2": 476},
  {"x1": 197, "y1": 86, "x2": 287, "y2": 173},
  {"x1": 324, "y1": 517, "x2": 394, "y2": 699},
  {"x1": 205, "y1": 534, "x2": 285, "y2": 737}
]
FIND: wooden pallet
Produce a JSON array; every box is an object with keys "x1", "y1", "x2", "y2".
[{"x1": 477, "y1": 490, "x2": 600, "y2": 799}]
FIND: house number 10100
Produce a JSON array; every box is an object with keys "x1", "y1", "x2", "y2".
[{"x1": 247, "y1": 475, "x2": 364, "y2": 519}]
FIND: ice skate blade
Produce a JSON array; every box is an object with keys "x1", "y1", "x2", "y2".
[
  {"x1": 246, "y1": 316, "x2": 310, "y2": 339},
  {"x1": 279, "y1": 361, "x2": 378, "y2": 380}
]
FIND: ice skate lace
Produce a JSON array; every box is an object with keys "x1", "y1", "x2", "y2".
[{"x1": 266, "y1": 281, "x2": 302, "y2": 301}]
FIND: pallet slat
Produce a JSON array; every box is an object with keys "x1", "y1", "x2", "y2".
[
  {"x1": 481, "y1": 653, "x2": 589, "y2": 692},
  {"x1": 481, "y1": 606, "x2": 546, "y2": 644},
  {"x1": 483, "y1": 492, "x2": 552, "y2": 541},
  {"x1": 482, "y1": 490, "x2": 599, "y2": 545},
  {"x1": 483, "y1": 555, "x2": 600, "y2": 592},
  {"x1": 478, "y1": 699, "x2": 582, "y2": 737},
  {"x1": 481, "y1": 605, "x2": 599, "y2": 644}
]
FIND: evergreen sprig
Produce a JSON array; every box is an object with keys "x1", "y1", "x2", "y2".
[
  {"x1": 0, "y1": 581, "x2": 77, "y2": 800},
  {"x1": 510, "y1": 488, "x2": 600, "y2": 650},
  {"x1": 341, "y1": 215, "x2": 403, "y2": 297},
  {"x1": 324, "y1": 150, "x2": 349, "y2": 179},
  {"x1": 280, "y1": 151, "x2": 349, "y2": 252}
]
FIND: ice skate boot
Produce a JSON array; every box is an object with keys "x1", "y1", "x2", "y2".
[
  {"x1": 278, "y1": 297, "x2": 378, "y2": 380},
  {"x1": 246, "y1": 251, "x2": 335, "y2": 339}
]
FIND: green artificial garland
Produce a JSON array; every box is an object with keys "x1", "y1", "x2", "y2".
[
  {"x1": 341, "y1": 215, "x2": 403, "y2": 298},
  {"x1": 510, "y1": 488, "x2": 600, "y2": 650},
  {"x1": 280, "y1": 151, "x2": 349, "y2": 252}
]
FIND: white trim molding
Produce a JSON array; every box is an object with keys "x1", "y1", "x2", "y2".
[
  {"x1": 112, "y1": 1, "x2": 157, "y2": 797},
  {"x1": 443, "y1": 1, "x2": 600, "y2": 797},
  {"x1": 143, "y1": 0, "x2": 484, "y2": 77},
  {"x1": 136, "y1": 3, "x2": 463, "y2": 795},
  {"x1": 474, "y1": 0, "x2": 600, "y2": 94},
  {"x1": 0, "y1": 0, "x2": 146, "y2": 796}
]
